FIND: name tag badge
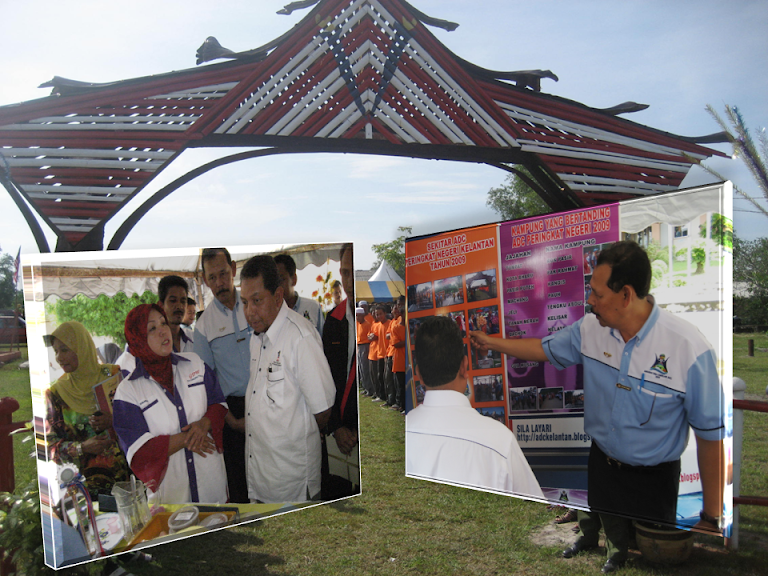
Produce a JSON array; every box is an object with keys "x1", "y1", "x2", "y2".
[
  {"x1": 616, "y1": 383, "x2": 631, "y2": 391},
  {"x1": 268, "y1": 351, "x2": 282, "y2": 374}
]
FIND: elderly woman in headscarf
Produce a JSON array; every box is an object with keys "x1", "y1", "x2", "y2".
[
  {"x1": 45, "y1": 321, "x2": 130, "y2": 497},
  {"x1": 112, "y1": 303, "x2": 228, "y2": 504}
]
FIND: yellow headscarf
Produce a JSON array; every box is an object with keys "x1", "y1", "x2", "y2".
[{"x1": 49, "y1": 321, "x2": 115, "y2": 415}]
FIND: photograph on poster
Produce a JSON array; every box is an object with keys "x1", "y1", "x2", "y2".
[
  {"x1": 407, "y1": 281, "x2": 434, "y2": 311},
  {"x1": 584, "y1": 276, "x2": 594, "y2": 314},
  {"x1": 446, "y1": 310, "x2": 467, "y2": 337},
  {"x1": 509, "y1": 386, "x2": 538, "y2": 412},
  {"x1": 433, "y1": 275, "x2": 464, "y2": 308},
  {"x1": 472, "y1": 374, "x2": 504, "y2": 403},
  {"x1": 21, "y1": 243, "x2": 360, "y2": 569},
  {"x1": 465, "y1": 269, "x2": 497, "y2": 302},
  {"x1": 476, "y1": 406, "x2": 506, "y2": 424},
  {"x1": 467, "y1": 304, "x2": 501, "y2": 335},
  {"x1": 404, "y1": 183, "x2": 733, "y2": 541},
  {"x1": 538, "y1": 387, "x2": 564, "y2": 411},
  {"x1": 414, "y1": 381, "x2": 426, "y2": 406},
  {"x1": 583, "y1": 245, "x2": 601, "y2": 275},
  {"x1": 565, "y1": 389, "x2": 585, "y2": 410},
  {"x1": 471, "y1": 345, "x2": 502, "y2": 370}
]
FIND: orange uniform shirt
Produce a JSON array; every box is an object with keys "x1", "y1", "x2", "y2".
[
  {"x1": 390, "y1": 318, "x2": 407, "y2": 373},
  {"x1": 356, "y1": 319, "x2": 372, "y2": 345},
  {"x1": 368, "y1": 321, "x2": 380, "y2": 361},
  {"x1": 386, "y1": 316, "x2": 399, "y2": 357},
  {"x1": 374, "y1": 319, "x2": 391, "y2": 359}
]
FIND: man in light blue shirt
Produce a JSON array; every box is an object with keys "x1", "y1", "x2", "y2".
[
  {"x1": 471, "y1": 241, "x2": 724, "y2": 573},
  {"x1": 194, "y1": 248, "x2": 251, "y2": 503}
]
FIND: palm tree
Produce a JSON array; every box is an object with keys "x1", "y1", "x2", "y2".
[{"x1": 691, "y1": 105, "x2": 768, "y2": 218}]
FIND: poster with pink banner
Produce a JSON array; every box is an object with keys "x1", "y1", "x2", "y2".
[
  {"x1": 405, "y1": 184, "x2": 732, "y2": 533},
  {"x1": 499, "y1": 205, "x2": 619, "y2": 448}
]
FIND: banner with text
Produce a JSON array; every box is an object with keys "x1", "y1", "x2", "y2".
[{"x1": 499, "y1": 205, "x2": 619, "y2": 447}]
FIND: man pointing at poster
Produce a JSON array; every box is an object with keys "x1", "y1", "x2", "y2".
[{"x1": 471, "y1": 241, "x2": 724, "y2": 574}]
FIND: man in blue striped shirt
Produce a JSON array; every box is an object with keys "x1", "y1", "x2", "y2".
[{"x1": 194, "y1": 248, "x2": 252, "y2": 503}]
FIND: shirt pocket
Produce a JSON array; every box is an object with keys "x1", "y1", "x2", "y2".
[
  {"x1": 632, "y1": 384, "x2": 680, "y2": 429},
  {"x1": 264, "y1": 367, "x2": 284, "y2": 406},
  {"x1": 139, "y1": 398, "x2": 174, "y2": 434},
  {"x1": 140, "y1": 398, "x2": 160, "y2": 414}
]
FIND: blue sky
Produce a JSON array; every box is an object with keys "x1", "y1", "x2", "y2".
[{"x1": 1, "y1": 0, "x2": 766, "y2": 268}]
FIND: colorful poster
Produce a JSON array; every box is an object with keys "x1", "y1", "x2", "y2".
[
  {"x1": 405, "y1": 225, "x2": 502, "y2": 412},
  {"x1": 21, "y1": 242, "x2": 357, "y2": 569},
  {"x1": 404, "y1": 209, "x2": 621, "y2": 434},
  {"x1": 499, "y1": 205, "x2": 619, "y2": 449},
  {"x1": 404, "y1": 183, "x2": 732, "y2": 536}
]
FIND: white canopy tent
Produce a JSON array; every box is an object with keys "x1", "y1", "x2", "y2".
[
  {"x1": 619, "y1": 182, "x2": 729, "y2": 233},
  {"x1": 368, "y1": 260, "x2": 402, "y2": 282},
  {"x1": 356, "y1": 260, "x2": 404, "y2": 303}
]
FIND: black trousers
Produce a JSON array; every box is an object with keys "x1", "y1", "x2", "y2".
[
  {"x1": 384, "y1": 356, "x2": 396, "y2": 405},
  {"x1": 223, "y1": 395, "x2": 249, "y2": 503},
  {"x1": 372, "y1": 358, "x2": 385, "y2": 399},
  {"x1": 588, "y1": 441, "x2": 680, "y2": 524},
  {"x1": 394, "y1": 371, "x2": 406, "y2": 409}
]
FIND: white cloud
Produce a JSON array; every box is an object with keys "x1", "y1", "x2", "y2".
[
  {"x1": 402, "y1": 180, "x2": 479, "y2": 191},
  {"x1": 345, "y1": 156, "x2": 410, "y2": 179},
  {"x1": 365, "y1": 190, "x2": 464, "y2": 204}
]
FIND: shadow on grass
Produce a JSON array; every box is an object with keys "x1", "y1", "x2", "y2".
[
  {"x1": 328, "y1": 499, "x2": 366, "y2": 515},
  {"x1": 127, "y1": 526, "x2": 289, "y2": 576}
]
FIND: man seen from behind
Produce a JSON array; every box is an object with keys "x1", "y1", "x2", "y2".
[{"x1": 406, "y1": 316, "x2": 543, "y2": 498}]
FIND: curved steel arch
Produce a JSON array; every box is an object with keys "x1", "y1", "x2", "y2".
[
  {"x1": 107, "y1": 143, "x2": 573, "y2": 250},
  {"x1": 108, "y1": 148, "x2": 286, "y2": 250}
]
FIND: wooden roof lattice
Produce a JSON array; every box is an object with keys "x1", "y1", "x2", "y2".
[{"x1": 0, "y1": 0, "x2": 727, "y2": 252}]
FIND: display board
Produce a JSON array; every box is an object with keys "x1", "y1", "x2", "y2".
[
  {"x1": 22, "y1": 242, "x2": 359, "y2": 569},
  {"x1": 405, "y1": 182, "x2": 733, "y2": 535}
]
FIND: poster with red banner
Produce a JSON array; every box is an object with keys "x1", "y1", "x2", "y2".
[{"x1": 405, "y1": 224, "x2": 505, "y2": 421}]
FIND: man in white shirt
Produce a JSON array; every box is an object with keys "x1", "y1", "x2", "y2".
[
  {"x1": 240, "y1": 255, "x2": 336, "y2": 503},
  {"x1": 406, "y1": 316, "x2": 543, "y2": 499},
  {"x1": 274, "y1": 253, "x2": 324, "y2": 335}
]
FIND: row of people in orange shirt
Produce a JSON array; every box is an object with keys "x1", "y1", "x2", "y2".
[{"x1": 355, "y1": 296, "x2": 407, "y2": 413}]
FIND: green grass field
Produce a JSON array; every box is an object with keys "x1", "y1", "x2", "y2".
[{"x1": 1, "y1": 337, "x2": 767, "y2": 575}]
